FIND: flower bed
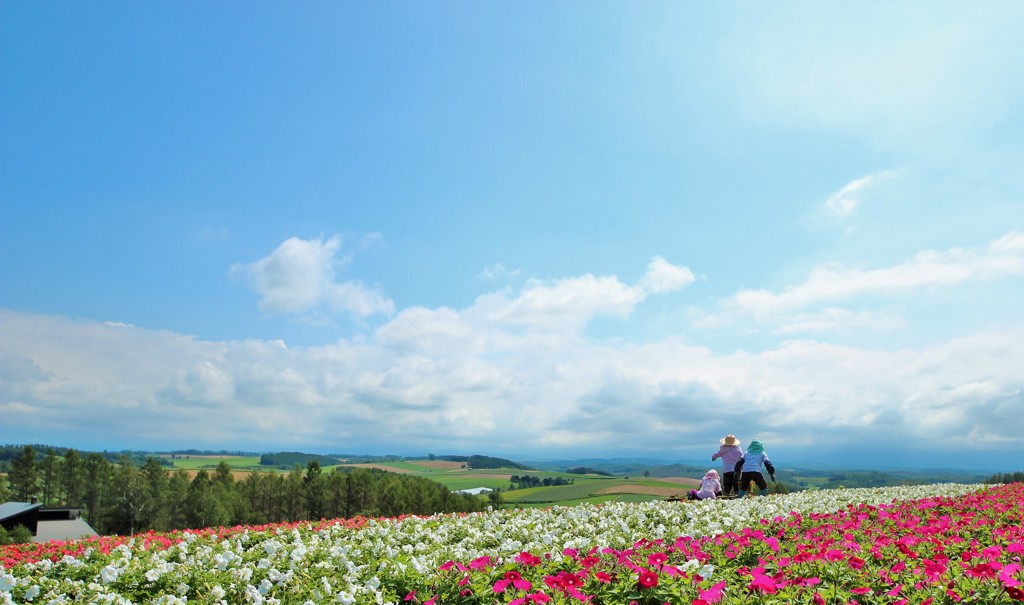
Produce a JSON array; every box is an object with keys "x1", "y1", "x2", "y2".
[{"x1": 2, "y1": 483, "x2": 1021, "y2": 604}]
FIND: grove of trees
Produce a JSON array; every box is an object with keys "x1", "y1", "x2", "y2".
[{"x1": 1, "y1": 446, "x2": 486, "y2": 537}]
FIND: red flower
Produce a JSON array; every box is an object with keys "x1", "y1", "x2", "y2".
[
  {"x1": 516, "y1": 552, "x2": 543, "y2": 567},
  {"x1": 638, "y1": 569, "x2": 659, "y2": 589},
  {"x1": 648, "y1": 552, "x2": 668, "y2": 567}
]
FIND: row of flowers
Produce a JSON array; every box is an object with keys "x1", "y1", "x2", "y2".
[{"x1": 2, "y1": 482, "x2": 1020, "y2": 604}]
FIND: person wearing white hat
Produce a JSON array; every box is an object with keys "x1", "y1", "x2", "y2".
[{"x1": 711, "y1": 434, "x2": 743, "y2": 497}]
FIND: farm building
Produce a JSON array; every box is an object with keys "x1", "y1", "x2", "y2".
[
  {"x1": 454, "y1": 487, "x2": 493, "y2": 495},
  {"x1": 0, "y1": 500, "x2": 98, "y2": 543}
]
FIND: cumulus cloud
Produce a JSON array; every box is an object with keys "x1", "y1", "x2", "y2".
[
  {"x1": 2, "y1": 245, "x2": 1022, "y2": 464},
  {"x1": 231, "y1": 236, "x2": 394, "y2": 319},
  {"x1": 638, "y1": 256, "x2": 696, "y2": 294},
  {"x1": 698, "y1": 231, "x2": 1024, "y2": 332},
  {"x1": 2, "y1": 307, "x2": 1022, "y2": 461}
]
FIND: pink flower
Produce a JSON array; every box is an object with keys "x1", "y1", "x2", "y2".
[
  {"x1": 824, "y1": 549, "x2": 845, "y2": 562},
  {"x1": 527, "y1": 594, "x2": 550, "y2": 604},
  {"x1": 923, "y1": 559, "x2": 947, "y2": 582},
  {"x1": 748, "y1": 572, "x2": 778, "y2": 594},
  {"x1": 493, "y1": 579, "x2": 511, "y2": 593},
  {"x1": 697, "y1": 580, "x2": 726, "y2": 604},
  {"x1": 812, "y1": 593, "x2": 825, "y2": 605},
  {"x1": 595, "y1": 572, "x2": 613, "y2": 583},
  {"x1": 469, "y1": 555, "x2": 492, "y2": 570},
  {"x1": 1001, "y1": 563, "x2": 1023, "y2": 588},
  {"x1": 404, "y1": 591, "x2": 416, "y2": 601}
]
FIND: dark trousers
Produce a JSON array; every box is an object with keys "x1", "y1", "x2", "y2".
[
  {"x1": 739, "y1": 471, "x2": 767, "y2": 492},
  {"x1": 721, "y1": 471, "x2": 737, "y2": 495}
]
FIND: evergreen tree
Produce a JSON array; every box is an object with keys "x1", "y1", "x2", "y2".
[
  {"x1": 304, "y1": 460, "x2": 327, "y2": 520},
  {"x1": 82, "y1": 453, "x2": 111, "y2": 532},
  {"x1": 8, "y1": 445, "x2": 39, "y2": 501},
  {"x1": 284, "y1": 464, "x2": 304, "y2": 521},
  {"x1": 165, "y1": 469, "x2": 190, "y2": 529},
  {"x1": 110, "y1": 454, "x2": 149, "y2": 536},
  {"x1": 40, "y1": 448, "x2": 59, "y2": 505},
  {"x1": 185, "y1": 469, "x2": 228, "y2": 529},
  {"x1": 141, "y1": 457, "x2": 171, "y2": 531},
  {"x1": 59, "y1": 449, "x2": 83, "y2": 506}
]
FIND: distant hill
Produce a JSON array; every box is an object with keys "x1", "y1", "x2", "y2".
[{"x1": 432, "y1": 454, "x2": 529, "y2": 470}]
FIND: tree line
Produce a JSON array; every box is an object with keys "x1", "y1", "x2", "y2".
[
  {"x1": 1, "y1": 445, "x2": 486, "y2": 538},
  {"x1": 508, "y1": 474, "x2": 572, "y2": 489},
  {"x1": 984, "y1": 471, "x2": 1024, "y2": 484}
]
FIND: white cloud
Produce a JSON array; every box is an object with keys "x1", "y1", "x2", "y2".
[
  {"x1": 700, "y1": 231, "x2": 1024, "y2": 331},
  {"x1": 638, "y1": 256, "x2": 696, "y2": 294},
  {"x1": 823, "y1": 170, "x2": 897, "y2": 218},
  {"x1": 231, "y1": 236, "x2": 394, "y2": 319},
  {"x1": 2, "y1": 307, "x2": 1021, "y2": 460},
  {"x1": 471, "y1": 275, "x2": 646, "y2": 329},
  {"x1": 478, "y1": 263, "x2": 520, "y2": 280}
]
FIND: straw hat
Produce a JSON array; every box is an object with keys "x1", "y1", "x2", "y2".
[{"x1": 720, "y1": 434, "x2": 740, "y2": 446}]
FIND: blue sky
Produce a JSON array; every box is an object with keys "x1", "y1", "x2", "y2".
[{"x1": 2, "y1": 3, "x2": 1023, "y2": 470}]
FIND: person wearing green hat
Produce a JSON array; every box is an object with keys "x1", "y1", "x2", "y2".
[{"x1": 733, "y1": 439, "x2": 776, "y2": 497}]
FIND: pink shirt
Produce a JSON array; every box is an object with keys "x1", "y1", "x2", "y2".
[
  {"x1": 696, "y1": 477, "x2": 721, "y2": 499},
  {"x1": 712, "y1": 444, "x2": 743, "y2": 473}
]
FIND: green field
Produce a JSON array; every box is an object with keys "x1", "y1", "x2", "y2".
[
  {"x1": 166, "y1": 455, "x2": 264, "y2": 470},
  {"x1": 160, "y1": 456, "x2": 698, "y2": 506}
]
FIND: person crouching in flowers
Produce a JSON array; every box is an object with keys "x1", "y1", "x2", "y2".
[
  {"x1": 687, "y1": 469, "x2": 722, "y2": 500},
  {"x1": 733, "y1": 438, "x2": 775, "y2": 497}
]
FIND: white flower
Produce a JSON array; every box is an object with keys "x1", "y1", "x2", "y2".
[
  {"x1": 99, "y1": 565, "x2": 120, "y2": 584},
  {"x1": 24, "y1": 585, "x2": 41, "y2": 601},
  {"x1": 258, "y1": 578, "x2": 273, "y2": 595},
  {"x1": 0, "y1": 573, "x2": 13, "y2": 592},
  {"x1": 212, "y1": 585, "x2": 227, "y2": 600}
]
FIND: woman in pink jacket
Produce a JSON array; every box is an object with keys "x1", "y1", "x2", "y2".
[{"x1": 711, "y1": 434, "x2": 743, "y2": 496}]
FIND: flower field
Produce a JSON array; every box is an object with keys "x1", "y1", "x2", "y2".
[{"x1": 2, "y1": 482, "x2": 1023, "y2": 604}]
